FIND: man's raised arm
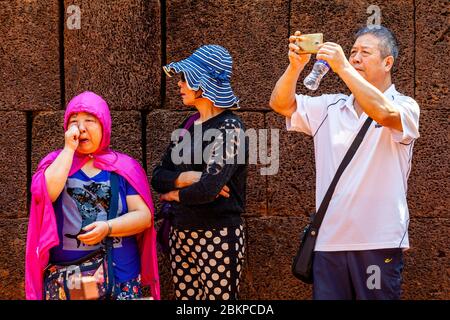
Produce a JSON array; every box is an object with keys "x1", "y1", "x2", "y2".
[{"x1": 270, "y1": 31, "x2": 311, "y2": 118}]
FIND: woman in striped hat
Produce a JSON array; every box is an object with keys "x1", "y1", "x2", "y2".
[{"x1": 152, "y1": 45, "x2": 248, "y2": 300}]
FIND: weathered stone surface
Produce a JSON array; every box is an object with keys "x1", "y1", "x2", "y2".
[
  {"x1": 64, "y1": 0, "x2": 161, "y2": 110},
  {"x1": 110, "y1": 111, "x2": 144, "y2": 166},
  {"x1": 0, "y1": 0, "x2": 448, "y2": 301},
  {"x1": 165, "y1": 0, "x2": 289, "y2": 110},
  {"x1": 266, "y1": 112, "x2": 316, "y2": 217},
  {"x1": 0, "y1": 112, "x2": 28, "y2": 219},
  {"x1": 240, "y1": 216, "x2": 312, "y2": 299},
  {"x1": 291, "y1": 0, "x2": 414, "y2": 98},
  {"x1": 31, "y1": 111, "x2": 65, "y2": 173},
  {"x1": 416, "y1": 0, "x2": 449, "y2": 111},
  {"x1": 32, "y1": 111, "x2": 144, "y2": 172},
  {"x1": 0, "y1": 218, "x2": 28, "y2": 299},
  {"x1": 237, "y1": 112, "x2": 267, "y2": 216},
  {"x1": 407, "y1": 110, "x2": 448, "y2": 218},
  {"x1": 0, "y1": 1, "x2": 60, "y2": 111},
  {"x1": 147, "y1": 110, "x2": 193, "y2": 174},
  {"x1": 402, "y1": 218, "x2": 450, "y2": 299}
]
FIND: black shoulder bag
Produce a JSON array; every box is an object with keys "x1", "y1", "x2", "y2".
[
  {"x1": 43, "y1": 172, "x2": 120, "y2": 300},
  {"x1": 292, "y1": 117, "x2": 373, "y2": 283}
]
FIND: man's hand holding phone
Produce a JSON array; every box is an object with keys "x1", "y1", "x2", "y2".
[
  {"x1": 288, "y1": 31, "x2": 314, "y2": 70},
  {"x1": 294, "y1": 33, "x2": 323, "y2": 54}
]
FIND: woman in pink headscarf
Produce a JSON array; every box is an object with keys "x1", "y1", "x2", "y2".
[{"x1": 25, "y1": 91, "x2": 160, "y2": 300}]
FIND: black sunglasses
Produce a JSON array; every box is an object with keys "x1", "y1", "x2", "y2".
[{"x1": 180, "y1": 73, "x2": 186, "y2": 83}]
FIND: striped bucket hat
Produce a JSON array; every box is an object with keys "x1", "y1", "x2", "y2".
[{"x1": 163, "y1": 45, "x2": 239, "y2": 109}]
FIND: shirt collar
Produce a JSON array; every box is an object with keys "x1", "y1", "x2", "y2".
[{"x1": 340, "y1": 84, "x2": 398, "y2": 110}]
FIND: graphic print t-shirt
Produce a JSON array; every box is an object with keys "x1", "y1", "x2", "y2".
[{"x1": 50, "y1": 169, "x2": 140, "y2": 282}]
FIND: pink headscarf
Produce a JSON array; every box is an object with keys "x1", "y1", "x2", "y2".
[
  {"x1": 25, "y1": 91, "x2": 160, "y2": 299},
  {"x1": 63, "y1": 90, "x2": 112, "y2": 153}
]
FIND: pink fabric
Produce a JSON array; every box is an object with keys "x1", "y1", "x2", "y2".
[{"x1": 25, "y1": 92, "x2": 160, "y2": 300}]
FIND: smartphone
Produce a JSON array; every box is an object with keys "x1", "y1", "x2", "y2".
[{"x1": 294, "y1": 33, "x2": 323, "y2": 54}]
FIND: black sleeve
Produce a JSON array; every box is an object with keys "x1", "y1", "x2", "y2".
[
  {"x1": 151, "y1": 117, "x2": 192, "y2": 194},
  {"x1": 151, "y1": 143, "x2": 182, "y2": 194},
  {"x1": 178, "y1": 118, "x2": 245, "y2": 205}
]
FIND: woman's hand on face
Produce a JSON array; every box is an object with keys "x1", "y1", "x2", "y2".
[
  {"x1": 77, "y1": 221, "x2": 109, "y2": 245},
  {"x1": 64, "y1": 124, "x2": 80, "y2": 152}
]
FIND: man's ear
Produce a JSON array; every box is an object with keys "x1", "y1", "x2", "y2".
[{"x1": 384, "y1": 55, "x2": 395, "y2": 72}]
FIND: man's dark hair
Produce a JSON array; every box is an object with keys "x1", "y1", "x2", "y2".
[{"x1": 355, "y1": 25, "x2": 399, "y2": 62}]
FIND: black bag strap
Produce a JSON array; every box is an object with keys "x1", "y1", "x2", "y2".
[
  {"x1": 181, "y1": 112, "x2": 200, "y2": 137},
  {"x1": 105, "y1": 171, "x2": 119, "y2": 298},
  {"x1": 311, "y1": 116, "x2": 373, "y2": 231},
  {"x1": 107, "y1": 172, "x2": 120, "y2": 222}
]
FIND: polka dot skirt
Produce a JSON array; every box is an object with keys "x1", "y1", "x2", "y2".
[{"x1": 169, "y1": 225, "x2": 245, "y2": 300}]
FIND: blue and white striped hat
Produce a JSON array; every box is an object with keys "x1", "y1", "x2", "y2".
[{"x1": 163, "y1": 45, "x2": 240, "y2": 109}]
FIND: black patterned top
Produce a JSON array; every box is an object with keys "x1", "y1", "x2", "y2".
[{"x1": 151, "y1": 110, "x2": 248, "y2": 229}]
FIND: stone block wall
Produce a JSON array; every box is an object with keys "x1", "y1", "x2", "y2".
[{"x1": 0, "y1": 0, "x2": 448, "y2": 299}]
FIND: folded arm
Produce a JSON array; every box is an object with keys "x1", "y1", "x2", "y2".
[
  {"x1": 160, "y1": 122, "x2": 243, "y2": 205},
  {"x1": 270, "y1": 31, "x2": 311, "y2": 118}
]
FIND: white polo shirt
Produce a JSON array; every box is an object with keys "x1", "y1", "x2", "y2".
[{"x1": 286, "y1": 84, "x2": 420, "y2": 251}]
